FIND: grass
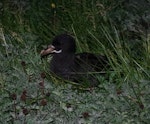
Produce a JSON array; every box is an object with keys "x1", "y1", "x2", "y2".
[{"x1": 0, "y1": 0, "x2": 150, "y2": 123}]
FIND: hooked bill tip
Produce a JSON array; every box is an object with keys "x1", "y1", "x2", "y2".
[{"x1": 40, "y1": 45, "x2": 62, "y2": 57}]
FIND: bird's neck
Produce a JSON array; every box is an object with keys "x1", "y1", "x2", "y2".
[
  {"x1": 50, "y1": 53, "x2": 75, "y2": 74},
  {"x1": 52, "y1": 53, "x2": 74, "y2": 61}
]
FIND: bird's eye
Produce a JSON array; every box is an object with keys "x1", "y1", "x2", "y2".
[
  {"x1": 51, "y1": 40, "x2": 62, "y2": 51},
  {"x1": 52, "y1": 40, "x2": 60, "y2": 46}
]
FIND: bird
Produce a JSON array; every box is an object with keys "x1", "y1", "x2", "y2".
[{"x1": 40, "y1": 34, "x2": 109, "y2": 87}]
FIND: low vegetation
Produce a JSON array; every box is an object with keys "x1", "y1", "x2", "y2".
[{"x1": 0, "y1": 0, "x2": 150, "y2": 123}]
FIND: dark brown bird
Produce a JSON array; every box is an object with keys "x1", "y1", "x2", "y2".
[{"x1": 41, "y1": 34, "x2": 109, "y2": 87}]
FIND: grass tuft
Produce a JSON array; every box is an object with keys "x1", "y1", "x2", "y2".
[{"x1": 0, "y1": 0, "x2": 150, "y2": 123}]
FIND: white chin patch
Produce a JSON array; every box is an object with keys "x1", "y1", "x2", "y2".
[{"x1": 52, "y1": 49, "x2": 62, "y2": 53}]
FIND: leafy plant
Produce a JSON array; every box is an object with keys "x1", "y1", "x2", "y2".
[{"x1": 0, "y1": 0, "x2": 150, "y2": 123}]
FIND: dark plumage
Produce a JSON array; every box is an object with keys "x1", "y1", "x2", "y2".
[{"x1": 40, "y1": 34, "x2": 109, "y2": 86}]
